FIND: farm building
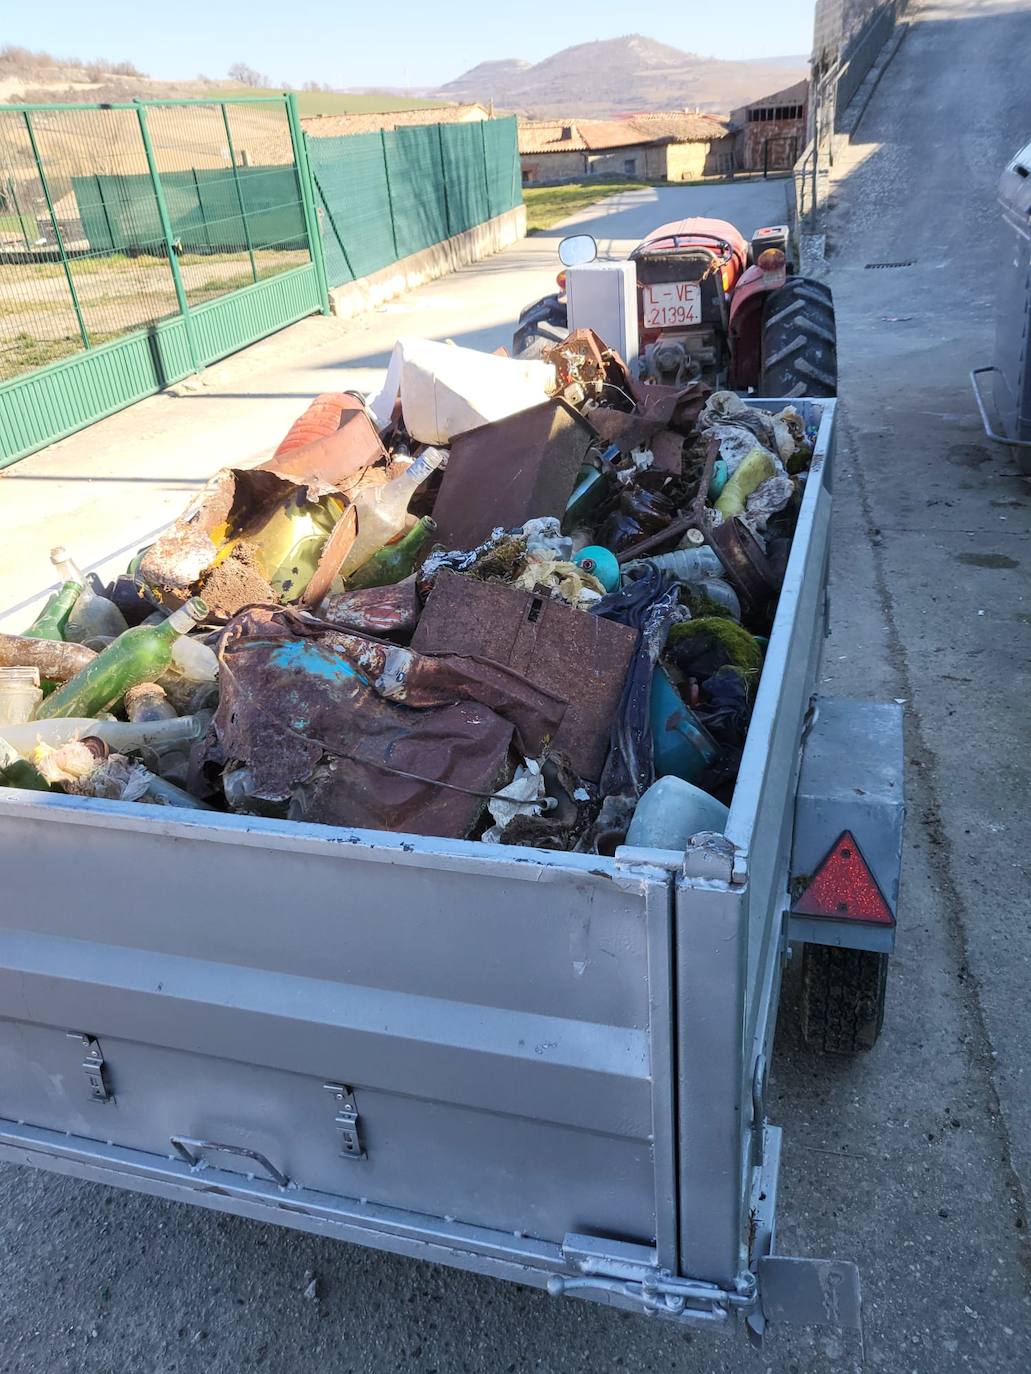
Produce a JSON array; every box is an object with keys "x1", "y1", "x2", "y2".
[
  {"x1": 518, "y1": 113, "x2": 736, "y2": 185},
  {"x1": 730, "y1": 81, "x2": 809, "y2": 172}
]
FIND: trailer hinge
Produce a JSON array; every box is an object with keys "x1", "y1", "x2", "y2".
[
  {"x1": 67, "y1": 1032, "x2": 113, "y2": 1103},
  {"x1": 323, "y1": 1083, "x2": 366, "y2": 1160},
  {"x1": 548, "y1": 1234, "x2": 755, "y2": 1327}
]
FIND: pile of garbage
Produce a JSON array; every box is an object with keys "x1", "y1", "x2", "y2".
[{"x1": 0, "y1": 330, "x2": 816, "y2": 854}]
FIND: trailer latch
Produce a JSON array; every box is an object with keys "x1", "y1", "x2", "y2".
[
  {"x1": 324, "y1": 1083, "x2": 366, "y2": 1160},
  {"x1": 67, "y1": 1032, "x2": 113, "y2": 1103}
]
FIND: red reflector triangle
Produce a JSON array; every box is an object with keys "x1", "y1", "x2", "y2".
[{"x1": 794, "y1": 830, "x2": 894, "y2": 925}]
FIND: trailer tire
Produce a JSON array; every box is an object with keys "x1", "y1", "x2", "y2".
[
  {"x1": 800, "y1": 944, "x2": 887, "y2": 1053},
  {"x1": 760, "y1": 279, "x2": 837, "y2": 398}
]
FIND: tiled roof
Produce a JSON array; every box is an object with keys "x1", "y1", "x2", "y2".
[
  {"x1": 739, "y1": 79, "x2": 809, "y2": 110},
  {"x1": 626, "y1": 111, "x2": 735, "y2": 141},
  {"x1": 518, "y1": 119, "x2": 665, "y2": 155},
  {"x1": 518, "y1": 111, "x2": 734, "y2": 155},
  {"x1": 303, "y1": 104, "x2": 489, "y2": 137}
]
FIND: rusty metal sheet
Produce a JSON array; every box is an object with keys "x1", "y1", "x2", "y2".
[
  {"x1": 411, "y1": 570, "x2": 636, "y2": 781},
  {"x1": 627, "y1": 377, "x2": 710, "y2": 433},
  {"x1": 430, "y1": 398, "x2": 596, "y2": 553},
  {"x1": 261, "y1": 394, "x2": 387, "y2": 487},
  {"x1": 706, "y1": 517, "x2": 779, "y2": 621},
  {"x1": 211, "y1": 606, "x2": 568, "y2": 838}
]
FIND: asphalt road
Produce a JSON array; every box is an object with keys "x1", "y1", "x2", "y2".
[{"x1": 2, "y1": 3, "x2": 1031, "y2": 1368}]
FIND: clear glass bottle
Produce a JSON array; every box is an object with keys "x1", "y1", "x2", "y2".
[
  {"x1": 336, "y1": 448, "x2": 445, "y2": 582},
  {"x1": 53, "y1": 547, "x2": 130, "y2": 644}
]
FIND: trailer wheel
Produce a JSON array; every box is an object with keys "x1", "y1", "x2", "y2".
[
  {"x1": 800, "y1": 944, "x2": 887, "y2": 1053},
  {"x1": 760, "y1": 279, "x2": 837, "y2": 398}
]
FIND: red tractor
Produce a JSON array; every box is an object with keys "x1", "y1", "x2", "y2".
[{"x1": 514, "y1": 217, "x2": 836, "y2": 398}]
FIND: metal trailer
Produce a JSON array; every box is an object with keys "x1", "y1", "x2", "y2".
[{"x1": 0, "y1": 398, "x2": 904, "y2": 1340}]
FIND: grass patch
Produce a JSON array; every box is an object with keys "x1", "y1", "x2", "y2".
[{"x1": 523, "y1": 179, "x2": 659, "y2": 232}]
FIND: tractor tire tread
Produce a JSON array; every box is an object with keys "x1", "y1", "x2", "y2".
[{"x1": 760, "y1": 279, "x2": 837, "y2": 398}]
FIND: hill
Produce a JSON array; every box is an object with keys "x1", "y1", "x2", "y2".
[
  {"x1": 0, "y1": 47, "x2": 455, "y2": 116},
  {"x1": 435, "y1": 34, "x2": 808, "y2": 117}
]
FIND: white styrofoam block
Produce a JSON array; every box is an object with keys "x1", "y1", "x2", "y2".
[{"x1": 566, "y1": 261, "x2": 639, "y2": 363}]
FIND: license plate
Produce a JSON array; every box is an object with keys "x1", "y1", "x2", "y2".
[{"x1": 642, "y1": 281, "x2": 702, "y2": 329}]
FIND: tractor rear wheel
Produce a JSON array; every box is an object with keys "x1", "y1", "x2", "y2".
[{"x1": 760, "y1": 278, "x2": 837, "y2": 397}]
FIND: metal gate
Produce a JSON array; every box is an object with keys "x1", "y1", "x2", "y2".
[{"x1": 0, "y1": 95, "x2": 328, "y2": 468}]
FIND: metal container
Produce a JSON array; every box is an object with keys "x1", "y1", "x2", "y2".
[{"x1": 0, "y1": 399, "x2": 885, "y2": 1338}]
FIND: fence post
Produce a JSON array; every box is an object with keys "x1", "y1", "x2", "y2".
[
  {"x1": 285, "y1": 93, "x2": 330, "y2": 312},
  {"x1": 23, "y1": 111, "x2": 90, "y2": 351},
  {"x1": 220, "y1": 103, "x2": 258, "y2": 283},
  {"x1": 437, "y1": 123, "x2": 453, "y2": 238},
  {"x1": 479, "y1": 120, "x2": 493, "y2": 220},
  {"x1": 379, "y1": 129, "x2": 400, "y2": 262},
  {"x1": 135, "y1": 101, "x2": 199, "y2": 372}
]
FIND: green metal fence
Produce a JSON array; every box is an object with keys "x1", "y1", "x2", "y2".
[
  {"x1": 0, "y1": 104, "x2": 521, "y2": 467},
  {"x1": 0, "y1": 94, "x2": 326, "y2": 466},
  {"x1": 308, "y1": 116, "x2": 522, "y2": 289}
]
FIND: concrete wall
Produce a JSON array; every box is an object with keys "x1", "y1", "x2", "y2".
[
  {"x1": 521, "y1": 137, "x2": 737, "y2": 185},
  {"x1": 586, "y1": 145, "x2": 654, "y2": 178},
  {"x1": 328, "y1": 202, "x2": 526, "y2": 320},
  {"x1": 520, "y1": 150, "x2": 586, "y2": 183},
  {"x1": 665, "y1": 136, "x2": 736, "y2": 181}
]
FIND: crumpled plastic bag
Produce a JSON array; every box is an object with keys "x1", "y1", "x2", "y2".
[
  {"x1": 744, "y1": 474, "x2": 795, "y2": 531},
  {"x1": 368, "y1": 337, "x2": 557, "y2": 444},
  {"x1": 481, "y1": 758, "x2": 555, "y2": 844},
  {"x1": 513, "y1": 557, "x2": 605, "y2": 607}
]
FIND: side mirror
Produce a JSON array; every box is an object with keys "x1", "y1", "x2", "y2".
[{"x1": 558, "y1": 234, "x2": 597, "y2": 268}]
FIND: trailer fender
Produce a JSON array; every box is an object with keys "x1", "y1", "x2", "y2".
[{"x1": 789, "y1": 695, "x2": 905, "y2": 957}]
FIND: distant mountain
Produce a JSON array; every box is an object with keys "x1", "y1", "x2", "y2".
[
  {"x1": 434, "y1": 35, "x2": 808, "y2": 118},
  {"x1": 437, "y1": 58, "x2": 532, "y2": 103}
]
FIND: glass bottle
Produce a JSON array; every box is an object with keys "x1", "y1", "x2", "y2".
[
  {"x1": 23, "y1": 549, "x2": 84, "y2": 641},
  {"x1": 336, "y1": 448, "x2": 446, "y2": 582},
  {"x1": 36, "y1": 598, "x2": 208, "y2": 721},
  {"x1": 54, "y1": 546, "x2": 130, "y2": 644},
  {"x1": 342, "y1": 517, "x2": 437, "y2": 591}
]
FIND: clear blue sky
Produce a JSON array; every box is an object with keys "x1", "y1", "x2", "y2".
[{"x1": 9, "y1": 1, "x2": 817, "y2": 89}]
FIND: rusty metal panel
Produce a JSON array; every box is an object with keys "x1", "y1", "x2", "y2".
[
  {"x1": 430, "y1": 399, "x2": 595, "y2": 552},
  {"x1": 411, "y1": 570, "x2": 636, "y2": 781}
]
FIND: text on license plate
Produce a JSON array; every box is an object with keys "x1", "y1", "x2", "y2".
[{"x1": 642, "y1": 281, "x2": 701, "y2": 328}]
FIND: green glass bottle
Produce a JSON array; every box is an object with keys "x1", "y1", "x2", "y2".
[
  {"x1": 0, "y1": 758, "x2": 51, "y2": 791},
  {"x1": 36, "y1": 598, "x2": 208, "y2": 721},
  {"x1": 23, "y1": 550, "x2": 84, "y2": 641},
  {"x1": 341, "y1": 517, "x2": 437, "y2": 592}
]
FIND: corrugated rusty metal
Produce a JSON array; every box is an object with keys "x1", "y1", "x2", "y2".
[
  {"x1": 411, "y1": 569, "x2": 636, "y2": 781},
  {"x1": 430, "y1": 399, "x2": 595, "y2": 553}
]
